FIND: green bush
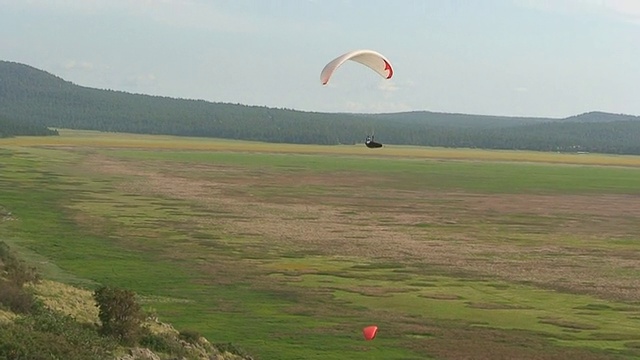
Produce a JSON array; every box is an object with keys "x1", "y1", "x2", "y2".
[
  {"x1": 0, "y1": 241, "x2": 39, "y2": 287},
  {"x1": 93, "y1": 286, "x2": 145, "y2": 345},
  {"x1": 140, "y1": 331, "x2": 187, "y2": 356},
  {"x1": 0, "y1": 279, "x2": 36, "y2": 314},
  {"x1": 179, "y1": 328, "x2": 202, "y2": 344}
]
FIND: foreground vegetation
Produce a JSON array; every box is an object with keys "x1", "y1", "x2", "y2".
[
  {"x1": 2, "y1": 131, "x2": 640, "y2": 359},
  {"x1": 2, "y1": 60, "x2": 640, "y2": 153},
  {"x1": 0, "y1": 241, "x2": 254, "y2": 359}
]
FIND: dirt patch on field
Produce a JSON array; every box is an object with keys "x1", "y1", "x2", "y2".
[{"x1": 82, "y1": 154, "x2": 640, "y2": 302}]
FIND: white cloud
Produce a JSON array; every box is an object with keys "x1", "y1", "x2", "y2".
[
  {"x1": 377, "y1": 79, "x2": 399, "y2": 93},
  {"x1": 4, "y1": 0, "x2": 262, "y2": 33},
  {"x1": 605, "y1": 0, "x2": 640, "y2": 21},
  {"x1": 515, "y1": 0, "x2": 640, "y2": 23},
  {"x1": 136, "y1": 0, "x2": 262, "y2": 33},
  {"x1": 11, "y1": 0, "x2": 106, "y2": 14},
  {"x1": 64, "y1": 60, "x2": 94, "y2": 70},
  {"x1": 123, "y1": 73, "x2": 158, "y2": 89}
]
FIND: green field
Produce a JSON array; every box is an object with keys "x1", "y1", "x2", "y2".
[{"x1": 2, "y1": 130, "x2": 640, "y2": 359}]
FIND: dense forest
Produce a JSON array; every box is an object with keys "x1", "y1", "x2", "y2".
[
  {"x1": 1, "y1": 60, "x2": 639, "y2": 154},
  {"x1": 0, "y1": 114, "x2": 58, "y2": 138}
]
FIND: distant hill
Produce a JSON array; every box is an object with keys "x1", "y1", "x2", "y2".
[
  {"x1": 367, "y1": 110, "x2": 549, "y2": 128},
  {"x1": 562, "y1": 111, "x2": 640, "y2": 123},
  {"x1": 1, "y1": 60, "x2": 640, "y2": 154}
]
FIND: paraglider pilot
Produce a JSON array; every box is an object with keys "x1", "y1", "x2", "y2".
[{"x1": 365, "y1": 135, "x2": 383, "y2": 148}]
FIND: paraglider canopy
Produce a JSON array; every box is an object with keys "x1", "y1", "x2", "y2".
[
  {"x1": 321, "y1": 50, "x2": 393, "y2": 85},
  {"x1": 363, "y1": 325, "x2": 378, "y2": 341}
]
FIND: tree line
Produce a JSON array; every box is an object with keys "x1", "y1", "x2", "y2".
[
  {"x1": 0, "y1": 114, "x2": 58, "y2": 138},
  {"x1": 2, "y1": 60, "x2": 640, "y2": 154}
]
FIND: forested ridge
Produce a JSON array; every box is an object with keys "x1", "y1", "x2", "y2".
[
  {"x1": 1, "y1": 60, "x2": 639, "y2": 154},
  {"x1": 0, "y1": 114, "x2": 58, "y2": 138}
]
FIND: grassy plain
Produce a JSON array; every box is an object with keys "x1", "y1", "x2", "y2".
[{"x1": 2, "y1": 130, "x2": 640, "y2": 359}]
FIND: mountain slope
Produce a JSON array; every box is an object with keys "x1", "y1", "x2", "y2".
[
  {"x1": 563, "y1": 111, "x2": 640, "y2": 123},
  {"x1": 1, "y1": 60, "x2": 640, "y2": 154}
]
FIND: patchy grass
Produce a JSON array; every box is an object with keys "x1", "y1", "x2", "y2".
[
  {"x1": 271, "y1": 268, "x2": 640, "y2": 347},
  {"x1": 4, "y1": 129, "x2": 640, "y2": 168},
  {"x1": 30, "y1": 280, "x2": 99, "y2": 324},
  {"x1": 2, "y1": 131, "x2": 640, "y2": 359},
  {"x1": 0, "y1": 309, "x2": 17, "y2": 323}
]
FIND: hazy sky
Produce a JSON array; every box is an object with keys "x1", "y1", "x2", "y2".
[{"x1": 2, "y1": 0, "x2": 639, "y2": 118}]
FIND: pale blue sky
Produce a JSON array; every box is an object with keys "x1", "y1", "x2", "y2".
[{"x1": 2, "y1": 0, "x2": 639, "y2": 117}]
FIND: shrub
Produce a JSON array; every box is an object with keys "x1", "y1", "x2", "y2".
[
  {"x1": 140, "y1": 331, "x2": 187, "y2": 356},
  {"x1": 0, "y1": 279, "x2": 36, "y2": 314},
  {"x1": 93, "y1": 286, "x2": 145, "y2": 345},
  {"x1": 214, "y1": 342, "x2": 253, "y2": 358},
  {"x1": 179, "y1": 328, "x2": 202, "y2": 344},
  {"x1": 0, "y1": 241, "x2": 39, "y2": 287}
]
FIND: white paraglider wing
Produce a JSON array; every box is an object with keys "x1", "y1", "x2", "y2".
[{"x1": 320, "y1": 50, "x2": 393, "y2": 85}]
